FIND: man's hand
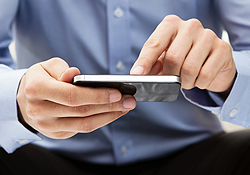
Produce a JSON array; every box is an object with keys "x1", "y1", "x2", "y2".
[
  {"x1": 131, "y1": 15, "x2": 236, "y2": 93},
  {"x1": 17, "y1": 58, "x2": 136, "y2": 139}
]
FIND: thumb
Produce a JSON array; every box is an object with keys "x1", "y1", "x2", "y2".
[{"x1": 59, "y1": 67, "x2": 81, "y2": 83}]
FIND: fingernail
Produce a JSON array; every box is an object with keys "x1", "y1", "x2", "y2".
[
  {"x1": 132, "y1": 66, "x2": 144, "y2": 75},
  {"x1": 123, "y1": 97, "x2": 136, "y2": 109},
  {"x1": 110, "y1": 92, "x2": 121, "y2": 102}
]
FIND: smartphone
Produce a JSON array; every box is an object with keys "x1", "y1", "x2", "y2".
[{"x1": 73, "y1": 75, "x2": 181, "y2": 102}]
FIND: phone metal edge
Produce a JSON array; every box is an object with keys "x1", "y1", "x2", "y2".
[{"x1": 74, "y1": 75, "x2": 181, "y2": 84}]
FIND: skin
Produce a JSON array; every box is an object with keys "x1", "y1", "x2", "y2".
[
  {"x1": 131, "y1": 15, "x2": 236, "y2": 94},
  {"x1": 17, "y1": 58, "x2": 137, "y2": 139},
  {"x1": 17, "y1": 15, "x2": 236, "y2": 139}
]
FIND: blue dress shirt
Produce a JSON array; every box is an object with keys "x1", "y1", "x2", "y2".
[{"x1": 1, "y1": 0, "x2": 250, "y2": 165}]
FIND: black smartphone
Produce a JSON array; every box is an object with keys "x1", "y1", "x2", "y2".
[{"x1": 73, "y1": 75, "x2": 181, "y2": 102}]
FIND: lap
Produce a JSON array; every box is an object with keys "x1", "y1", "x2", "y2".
[
  {"x1": 154, "y1": 129, "x2": 250, "y2": 175},
  {"x1": 0, "y1": 144, "x2": 84, "y2": 175},
  {"x1": 1, "y1": 129, "x2": 250, "y2": 175}
]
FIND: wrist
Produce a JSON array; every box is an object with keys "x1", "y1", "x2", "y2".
[
  {"x1": 216, "y1": 72, "x2": 237, "y2": 101},
  {"x1": 17, "y1": 102, "x2": 38, "y2": 134}
]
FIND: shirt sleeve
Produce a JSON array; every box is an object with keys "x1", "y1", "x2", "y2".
[
  {"x1": 220, "y1": 51, "x2": 250, "y2": 127},
  {"x1": 0, "y1": 67, "x2": 42, "y2": 153},
  {"x1": 0, "y1": 0, "x2": 42, "y2": 153},
  {"x1": 183, "y1": 0, "x2": 250, "y2": 128},
  {"x1": 182, "y1": 51, "x2": 250, "y2": 127}
]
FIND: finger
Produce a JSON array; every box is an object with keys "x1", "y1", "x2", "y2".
[
  {"x1": 180, "y1": 29, "x2": 216, "y2": 89},
  {"x1": 41, "y1": 81, "x2": 122, "y2": 106},
  {"x1": 195, "y1": 50, "x2": 225, "y2": 90},
  {"x1": 39, "y1": 111, "x2": 127, "y2": 133},
  {"x1": 148, "y1": 60, "x2": 163, "y2": 75},
  {"x1": 162, "y1": 23, "x2": 196, "y2": 76},
  {"x1": 59, "y1": 67, "x2": 81, "y2": 83},
  {"x1": 28, "y1": 58, "x2": 122, "y2": 105},
  {"x1": 52, "y1": 131, "x2": 78, "y2": 139},
  {"x1": 131, "y1": 15, "x2": 181, "y2": 75},
  {"x1": 148, "y1": 51, "x2": 167, "y2": 75},
  {"x1": 24, "y1": 68, "x2": 122, "y2": 106},
  {"x1": 27, "y1": 95, "x2": 136, "y2": 118},
  {"x1": 195, "y1": 40, "x2": 235, "y2": 92},
  {"x1": 37, "y1": 131, "x2": 78, "y2": 140}
]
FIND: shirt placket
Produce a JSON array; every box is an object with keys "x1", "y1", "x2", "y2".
[
  {"x1": 107, "y1": 0, "x2": 132, "y2": 75},
  {"x1": 106, "y1": 0, "x2": 135, "y2": 165}
]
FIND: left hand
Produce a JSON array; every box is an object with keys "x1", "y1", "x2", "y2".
[{"x1": 130, "y1": 15, "x2": 236, "y2": 93}]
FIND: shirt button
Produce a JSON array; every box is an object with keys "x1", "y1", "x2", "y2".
[
  {"x1": 230, "y1": 109, "x2": 237, "y2": 118},
  {"x1": 114, "y1": 7, "x2": 124, "y2": 18},
  {"x1": 121, "y1": 146, "x2": 127, "y2": 156},
  {"x1": 116, "y1": 61, "x2": 125, "y2": 71}
]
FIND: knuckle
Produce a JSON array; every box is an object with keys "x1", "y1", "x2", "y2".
[
  {"x1": 24, "y1": 80, "x2": 40, "y2": 99},
  {"x1": 200, "y1": 29, "x2": 217, "y2": 44},
  {"x1": 25, "y1": 103, "x2": 40, "y2": 119},
  {"x1": 48, "y1": 57, "x2": 65, "y2": 67},
  {"x1": 165, "y1": 51, "x2": 181, "y2": 66},
  {"x1": 186, "y1": 18, "x2": 203, "y2": 29},
  {"x1": 163, "y1": 15, "x2": 181, "y2": 24},
  {"x1": 203, "y1": 28, "x2": 216, "y2": 38},
  {"x1": 36, "y1": 120, "x2": 51, "y2": 131},
  {"x1": 181, "y1": 63, "x2": 198, "y2": 77},
  {"x1": 199, "y1": 70, "x2": 213, "y2": 81},
  {"x1": 108, "y1": 102, "x2": 116, "y2": 111},
  {"x1": 75, "y1": 105, "x2": 91, "y2": 116},
  {"x1": 143, "y1": 38, "x2": 161, "y2": 50},
  {"x1": 218, "y1": 40, "x2": 232, "y2": 52}
]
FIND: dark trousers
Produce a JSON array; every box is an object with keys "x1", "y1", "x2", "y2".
[{"x1": 1, "y1": 129, "x2": 250, "y2": 175}]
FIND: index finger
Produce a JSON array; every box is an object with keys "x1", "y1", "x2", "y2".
[
  {"x1": 38, "y1": 58, "x2": 122, "y2": 105},
  {"x1": 130, "y1": 15, "x2": 181, "y2": 75},
  {"x1": 42, "y1": 80, "x2": 122, "y2": 106}
]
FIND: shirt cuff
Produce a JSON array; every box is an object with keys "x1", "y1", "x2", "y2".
[
  {"x1": 220, "y1": 51, "x2": 250, "y2": 127},
  {"x1": 181, "y1": 88, "x2": 222, "y2": 115},
  {"x1": 0, "y1": 67, "x2": 42, "y2": 153},
  {"x1": 182, "y1": 51, "x2": 250, "y2": 128}
]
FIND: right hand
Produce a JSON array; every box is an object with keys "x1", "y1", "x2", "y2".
[{"x1": 16, "y1": 58, "x2": 136, "y2": 139}]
